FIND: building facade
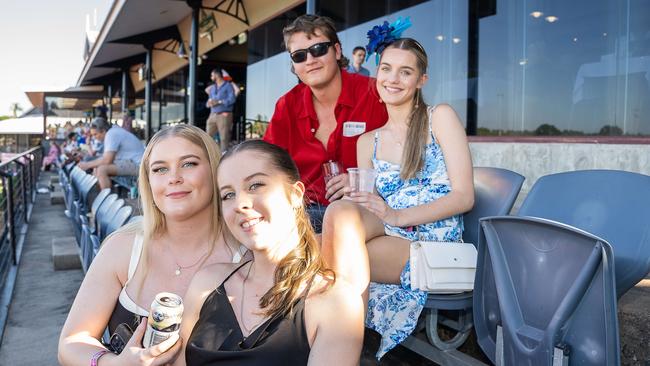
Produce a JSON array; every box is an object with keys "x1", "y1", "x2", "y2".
[{"x1": 247, "y1": 0, "x2": 650, "y2": 138}]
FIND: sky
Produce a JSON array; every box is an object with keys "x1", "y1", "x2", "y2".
[{"x1": 0, "y1": 0, "x2": 110, "y2": 117}]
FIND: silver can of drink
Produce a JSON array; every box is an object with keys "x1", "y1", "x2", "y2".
[{"x1": 142, "y1": 292, "x2": 183, "y2": 348}]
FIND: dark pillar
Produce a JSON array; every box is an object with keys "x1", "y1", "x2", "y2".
[
  {"x1": 107, "y1": 84, "x2": 113, "y2": 122},
  {"x1": 145, "y1": 46, "x2": 153, "y2": 142},
  {"x1": 187, "y1": 0, "x2": 200, "y2": 126},
  {"x1": 121, "y1": 68, "x2": 129, "y2": 112},
  {"x1": 465, "y1": 0, "x2": 479, "y2": 136},
  {"x1": 306, "y1": 0, "x2": 316, "y2": 14},
  {"x1": 42, "y1": 94, "x2": 47, "y2": 139},
  {"x1": 183, "y1": 68, "x2": 189, "y2": 123},
  {"x1": 159, "y1": 84, "x2": 164, "y2": 130}
]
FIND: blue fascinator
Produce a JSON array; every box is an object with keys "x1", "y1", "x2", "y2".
[{"x1": 365, "y1": 17, "x2": 412, "y2": 64}]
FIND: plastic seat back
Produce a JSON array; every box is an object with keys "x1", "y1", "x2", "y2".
[
  {"x1": 474, "y1": 216, "x2": 619, "y2": 366},
  {"x1": 99, "y1": 199, "x2": 125, "y2": 241},
  {"x1": 94, "y1": 194, "x2": 118, "y2": 234},
  {"x1": 517, "y1": 169, "x2": 650, "y2": 298},
  {"x1": 90, "y1": 234, "x2": 101, "y2": 265},
  {"x1": 80, "y1": 224, "x2": 92, "y2": 272},
  {"x1": 105, "y1": 205, "x2": 133, "y2": 238},
  {"x1": 127, "y1": 215, "x2": 143, "y2": 224},
  {"x1": 90, "y1": 188, "x2": 111, "y2": 218},
  {"x1": 462, "y1": 167, "x2": 525, "y2": 245}
]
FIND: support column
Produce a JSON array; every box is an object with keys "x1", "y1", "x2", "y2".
[
  {"x1": 183, "y1": 68, "x2": 189, "y2": 123},
  {"x1": 42, "y1": 94, "x2": 47, "y2": 139},
  {"x1": 107, "y1": 84, "x2": 113, "y2": 122},
  {"x1": 466, "y1": 0, "x2": 479, "y2": 136},
  {"x1": 158, "y1": 84, "x2": 164, "y2": 130},
  {"x1": 121, "y1": 68, "x2": 129, "y2": 113},
  {"x1": 145, "y1": 46, "x2": 153, "y2": 142},
  {"x1": 187, "y1": 0, "x2": 200, "y2": 126},
  {"x1": 306, "y1": 0, "x2": 316, "y2": 14}
]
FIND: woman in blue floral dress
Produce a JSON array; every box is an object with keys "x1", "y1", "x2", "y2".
[{"x1": 349, "y1": 37, "x2": 474, "y2": 358}]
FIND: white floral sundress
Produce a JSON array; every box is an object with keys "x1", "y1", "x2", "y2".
[{"x1": 365, "y1": 106, "x2": 463, "y2": 359}]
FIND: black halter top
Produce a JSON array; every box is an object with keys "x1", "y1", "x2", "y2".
[{"x1": 185, "y1": 261, "x2": 312, "y2": 365}]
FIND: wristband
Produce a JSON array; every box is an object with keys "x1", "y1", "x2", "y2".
[{"x1": 90, "y1": 350, "x2": 110, "y2": 366}]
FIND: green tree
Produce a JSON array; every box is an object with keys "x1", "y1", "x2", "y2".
[
  {"x1": 534, "y1": 123, "x2": 561, "y2": 136},
  {"x1": 599, "y1": 125, "x2": 623, "y2": 136}
]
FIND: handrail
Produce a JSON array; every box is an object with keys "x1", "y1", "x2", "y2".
[
  {"x1": 0, "y1": 144, "x2": 42, "y2": 346},
  {"x1": 0, "y1": 145, "x2": 42, "y2": 267},
  {"x1": 0, "y1": 146, "x2": 41, "y2": 172}
]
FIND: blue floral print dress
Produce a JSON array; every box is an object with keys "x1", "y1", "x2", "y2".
[{"x1": 365, "y1": 106, "x2": 464, "y2": 359}]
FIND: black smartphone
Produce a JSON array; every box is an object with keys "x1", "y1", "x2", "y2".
[{"x1": 109, "y1": 323, "x2": 134, "y2": 354}]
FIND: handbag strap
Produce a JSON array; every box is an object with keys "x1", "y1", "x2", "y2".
[{"x1": 413, "y1": 105, "x2": 462, "y2": 244}]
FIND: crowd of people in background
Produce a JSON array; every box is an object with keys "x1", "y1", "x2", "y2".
[
  {"x1": 58, "y1": 13, "x2": 473, "y2": 366},
  {"x1": 44, "y1": 114, "x2": 145, "y2": 190}
]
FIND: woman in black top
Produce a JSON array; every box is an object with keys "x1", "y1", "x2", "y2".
[
  {"x1": 174, "y1": 140, "x2": 366, "y2": 366},
  {"x1": 59, "y1": 125, "x2": 245, "y2": 366}
]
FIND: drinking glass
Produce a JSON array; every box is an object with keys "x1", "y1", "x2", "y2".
[{"x1": 323, "y1": 160, "x2": 342, "y2": 185}]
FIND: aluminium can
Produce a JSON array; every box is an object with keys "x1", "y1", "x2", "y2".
[{"x1": 142, "y1": 292, "x2": 183, "y2": 348}]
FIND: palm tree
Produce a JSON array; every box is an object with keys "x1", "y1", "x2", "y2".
[{"x1": 9, "y1": 103, "x2": 23, "y2": 118}]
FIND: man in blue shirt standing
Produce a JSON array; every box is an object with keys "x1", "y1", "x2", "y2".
[
  {"x1": 346, "y1": 46, "x2": 370, "y2": 76},
  {"x1": 205, "y1": 68, "x2": 236, "y2": 151}
]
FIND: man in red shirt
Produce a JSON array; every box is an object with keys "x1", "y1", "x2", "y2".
[{"x1": 263, "y1": 15, "x2": 388, "y2": 229}]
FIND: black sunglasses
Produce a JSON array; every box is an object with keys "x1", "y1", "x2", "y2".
[{"x1": 289, "y1": 42, "x2": 332, "y2": 63}]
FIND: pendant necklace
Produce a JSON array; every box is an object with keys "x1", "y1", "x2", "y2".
[
  {"x1": 169, "y1": 244, "x2": 209, "y2": 276},
  {"x1": 239, "y1": 262, "x2": 267, "y2": 337}
]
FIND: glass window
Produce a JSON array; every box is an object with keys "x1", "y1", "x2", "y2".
[
  {"x1": 247, "y1": 5, "x2": 306, "y2": 64},
  {"x1": 247, "y1": 1, "x2": 428, "y2": 65},
  {"x1": 477, "y1": 0, "x2": 650, "y2": 136}
]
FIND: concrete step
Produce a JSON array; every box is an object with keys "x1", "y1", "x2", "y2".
[
  {"x1": 51, "y1": 237, "x2": 81, "y2": 270},
  {"x1": 50, "y1": 190, "x2": 64, "y2": 205}
]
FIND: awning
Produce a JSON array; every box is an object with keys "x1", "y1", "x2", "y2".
[
  {"x1": 0, "y1": 117, "x2": 46, "y2": 135},
  {"x1": 25, "y1": 85, "x2": 107, "y2": 111},
  {"x1": 78, "y1": 0, "x2": 302, "y2": 93}
]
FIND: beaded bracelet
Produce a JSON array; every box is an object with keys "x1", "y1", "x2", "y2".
[{"x1": 90, "y1": 349, "x2": 111, "y2": 366}]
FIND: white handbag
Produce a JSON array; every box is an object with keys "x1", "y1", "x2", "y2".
[
  {"x1": 408, "y1": 165, "x2": 478, "y2": 293},
  {"x1": 409, "y1": 240, "x2": 477, "y2": 293}
]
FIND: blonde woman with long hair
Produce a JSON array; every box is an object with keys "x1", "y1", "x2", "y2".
[
  {"x1": 173, "y1": 140, "x2": 365, "y2": 366},
  {"x1": 59, "y1": 125, "x2": 246, "y2": 366}
]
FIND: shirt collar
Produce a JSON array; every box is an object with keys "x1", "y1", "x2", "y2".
[
  {"x1": 299, "y1": 69, "x2": 356, "y2": 119},
  {"x1": 337, "y1": 69, "x2": 355, "y2": 108},
  {"x1": 300, "y1": 84, "x2": 316, "y2": 119}
]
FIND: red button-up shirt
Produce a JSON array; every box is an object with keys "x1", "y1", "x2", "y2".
[{"x1": 264, "y1": 70, "x2": 388, "y2": 205}]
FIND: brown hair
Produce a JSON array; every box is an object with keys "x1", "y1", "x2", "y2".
[
  {"x1": 220, "y1": 139, "x2": 335, "y2": 318},
  {"x1": 282, "y1": 14, "x2": 349, "y2": 69},
  {"x1": 381, "y1": 38, "x2": 429, "y2": 180}
]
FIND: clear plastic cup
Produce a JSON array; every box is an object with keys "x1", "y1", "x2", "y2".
[
  {"x1": 348, "y1": 168, "x2": 376, "y2": 193},
  {"x1": 322, "y1": 160, "x2": 342, "y2": 185},
  {"x1": 358, "y1": 168, "x2": 377, "y2": 192},
  {"x1": 347, "y1": 168, "x2": 359, "y2": 193}
]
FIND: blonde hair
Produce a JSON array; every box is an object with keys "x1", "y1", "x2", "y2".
[
  {"x1": 381, "y1": 38, "x2": 429, "y2": 180},
  {"x1": 117, "y1": 124, "x2": 222, "y2": 293},
  {"x1": 220, "y1": 140, "x2": 334, "y2": 318}
]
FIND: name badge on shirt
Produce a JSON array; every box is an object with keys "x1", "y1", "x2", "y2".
[{"x1": 342, "y1": 121, "x2": 367, "y2": 137}]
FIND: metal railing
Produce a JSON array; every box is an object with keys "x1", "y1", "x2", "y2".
[
  {"x1": 242, "y1": 118, "x2": 270, "y2": 141},
  {"x1": 0, "y1": 146, "x2": 42, "y2": 277}
]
